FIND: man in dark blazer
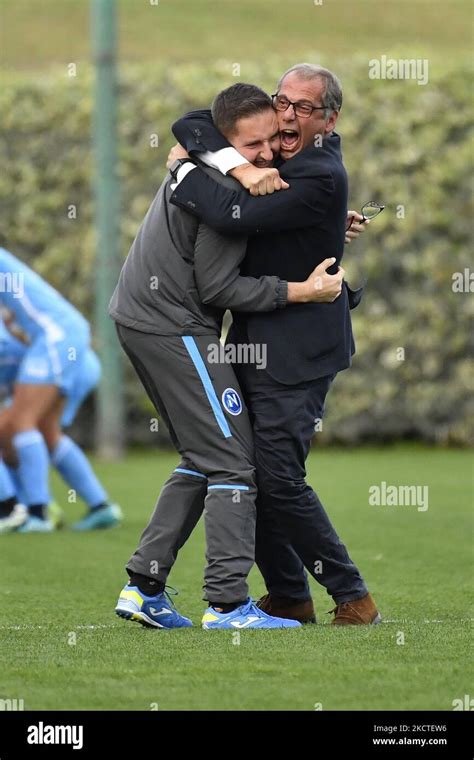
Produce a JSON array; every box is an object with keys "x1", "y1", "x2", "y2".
[{"x1": 168, "y1": 64, "x2": 380, "y2": 625}]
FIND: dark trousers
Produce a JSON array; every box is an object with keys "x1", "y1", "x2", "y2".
[{"x1": 231, "y1": 347, "x2": 368, "y2": 605}]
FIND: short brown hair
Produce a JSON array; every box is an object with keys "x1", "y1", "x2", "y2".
[{"x1": 211, "y1": 83, "x2": 273, "y2": 137}]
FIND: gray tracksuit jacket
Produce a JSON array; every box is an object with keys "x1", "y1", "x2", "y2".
[{"x1": 108, "y1": 166, "x2": 288, "y2": 335}]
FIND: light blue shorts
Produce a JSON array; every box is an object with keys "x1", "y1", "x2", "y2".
[
  {"x1": 61, "y1": 349, "x2": 101, "y2": 427},
  {"x1": 0, "y1": 339, "x2": 26, "y2": 389},
  {"x1": 16, "y1": 329, "x2": 90, "y2": 397}
]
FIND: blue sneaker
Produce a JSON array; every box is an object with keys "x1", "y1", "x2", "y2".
[
  {"x1": 17, "y1": 516, "x2": 55, "y2": 533},
  {"x1": 115, "y1": 585, "x2": 193, "y2": 629},
  {"x1": 202, "y1": 598, "x2": 302, "y2": 629},
  {"x1": 72, "y1": 503, "x2": 122, "y2": 531}
]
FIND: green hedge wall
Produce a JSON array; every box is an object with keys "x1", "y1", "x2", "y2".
[{"x1": 1, "y1": 60, "x2": 472, "y2": 445}]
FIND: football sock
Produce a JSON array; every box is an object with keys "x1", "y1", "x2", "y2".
[
  {"x1": 0, "y1": 459, "x2": 17, "y2": 503},
  {"x1": 129, "y1": 573, "x2": 165, "y2": 596},
  {"x1": 50, "y1": 435, "x2": 108, "y2": 509},
  {"x1": 29, "y1": 504, "x2": 46, "y2": 520},
  {"x1": 0, "y1": 496, "x2": 17, "y2": 518},
  {"x1": 6, "y1": 465, "x2": 27, "y2": 505},
  {"x1": 89, "y1": 501, "x2": 110, "y2": 512},
  {"x1": 210, "y1": 602, "x2": 245, "y2": 613},
  {"x1": 13, "y1": 430, "x2": 50, "y2": 514}
]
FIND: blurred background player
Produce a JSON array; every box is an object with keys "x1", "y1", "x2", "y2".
[{"x1": 0, "y1": 247, "x2": 122, "y2": 532}]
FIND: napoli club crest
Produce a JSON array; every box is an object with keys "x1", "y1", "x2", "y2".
[{"x1": 222, "y1": 388, "x2": 242, "y2": 416}]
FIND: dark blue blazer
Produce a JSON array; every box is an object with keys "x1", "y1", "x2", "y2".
[{"x1": 171, "y1": 110, "x2": 361, "y2": 384}]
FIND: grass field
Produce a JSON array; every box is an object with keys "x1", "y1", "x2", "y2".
[
  {"x1": 0, "y1": 446, "x2": 471, "y2": 711},
  {"x1": 0, "y1": 0, "x2": 471, "y2": 718},
  {"x1": 1, "y1": 0, "x2": 472, "y2": 71}
]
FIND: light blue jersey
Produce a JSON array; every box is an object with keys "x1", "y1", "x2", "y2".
[
  {"x1": 0, "y1": 320, "x2": 101, "y2": 427},
  {"x1": 0, "y1": 248, "x2": 91, "y2": 394},
  {"x1": 0, "y1": 247, "x2": 90, "y2": 342}
]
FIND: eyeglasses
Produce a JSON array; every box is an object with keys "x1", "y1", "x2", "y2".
[
  {"x1": 346, "y1": 201, "x2": 385, "y2": 231},
  {"x1": 271, "y1": 93, "x2": 327, "y2": 119}
]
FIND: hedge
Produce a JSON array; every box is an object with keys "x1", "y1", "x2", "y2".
[{"x1": 0, "y1": 59, "x2": 472, "y2": 445}]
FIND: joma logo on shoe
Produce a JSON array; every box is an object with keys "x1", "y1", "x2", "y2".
[{"x1": 230, "y1": 616, "x2": 261, "y2": 628}]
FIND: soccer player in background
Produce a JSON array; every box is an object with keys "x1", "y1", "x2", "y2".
[{"x1": 0, "y1": 248, "x2": 122, "y2": 533}]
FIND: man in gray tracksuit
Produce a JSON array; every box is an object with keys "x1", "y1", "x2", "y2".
[{"x1": 109, "y1": 84, "x2": 343, "y2": 629}]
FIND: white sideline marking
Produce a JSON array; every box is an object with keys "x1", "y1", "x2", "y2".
[
  {"x1": 383, "y1": 618, "x2": 474, "y2": 624},
  {"x1": 384, "y1": 619, "x2": 441, "y2": 624},
  {"x1": 0, "y1": 624, "x2": 120, "y2": 631},
  {"x1": 0, "y1": 620, "x2": 472, "y2": 631}
]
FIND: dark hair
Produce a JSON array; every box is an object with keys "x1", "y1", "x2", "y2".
[{"x1": 211, "y1": 83, "x2": 273, "y2": 137}]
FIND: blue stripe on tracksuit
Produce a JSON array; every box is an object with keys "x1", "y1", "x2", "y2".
[
  {"x1": 174, "y1": 467, "x2": 207, "y2": 479},
  {"x1": 174, "y1": 470, "x2": 249, "y2": 490},
  {"x1": 208, "y1": 484, "x2": 250, "y2": 491},
  {"x1": 182, "y1": 336, "x2": 232, "y2": 439}
]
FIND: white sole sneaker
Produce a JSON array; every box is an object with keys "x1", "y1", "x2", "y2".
[{"x1": 0, "y1": 503, "x2": 28, "y2": 534}]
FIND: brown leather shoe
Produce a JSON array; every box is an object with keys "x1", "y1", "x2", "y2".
[
  {"x1": 257, "y1": 594, "x2": 316, "y2": 624},
  {"x1": 329, "y1": 592, "x2": 381, "y2": 625}
]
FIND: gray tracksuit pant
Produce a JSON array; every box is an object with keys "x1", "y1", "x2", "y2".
[{"x1": 117, "y1": 324, "x2": 257, "y2": 604}]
